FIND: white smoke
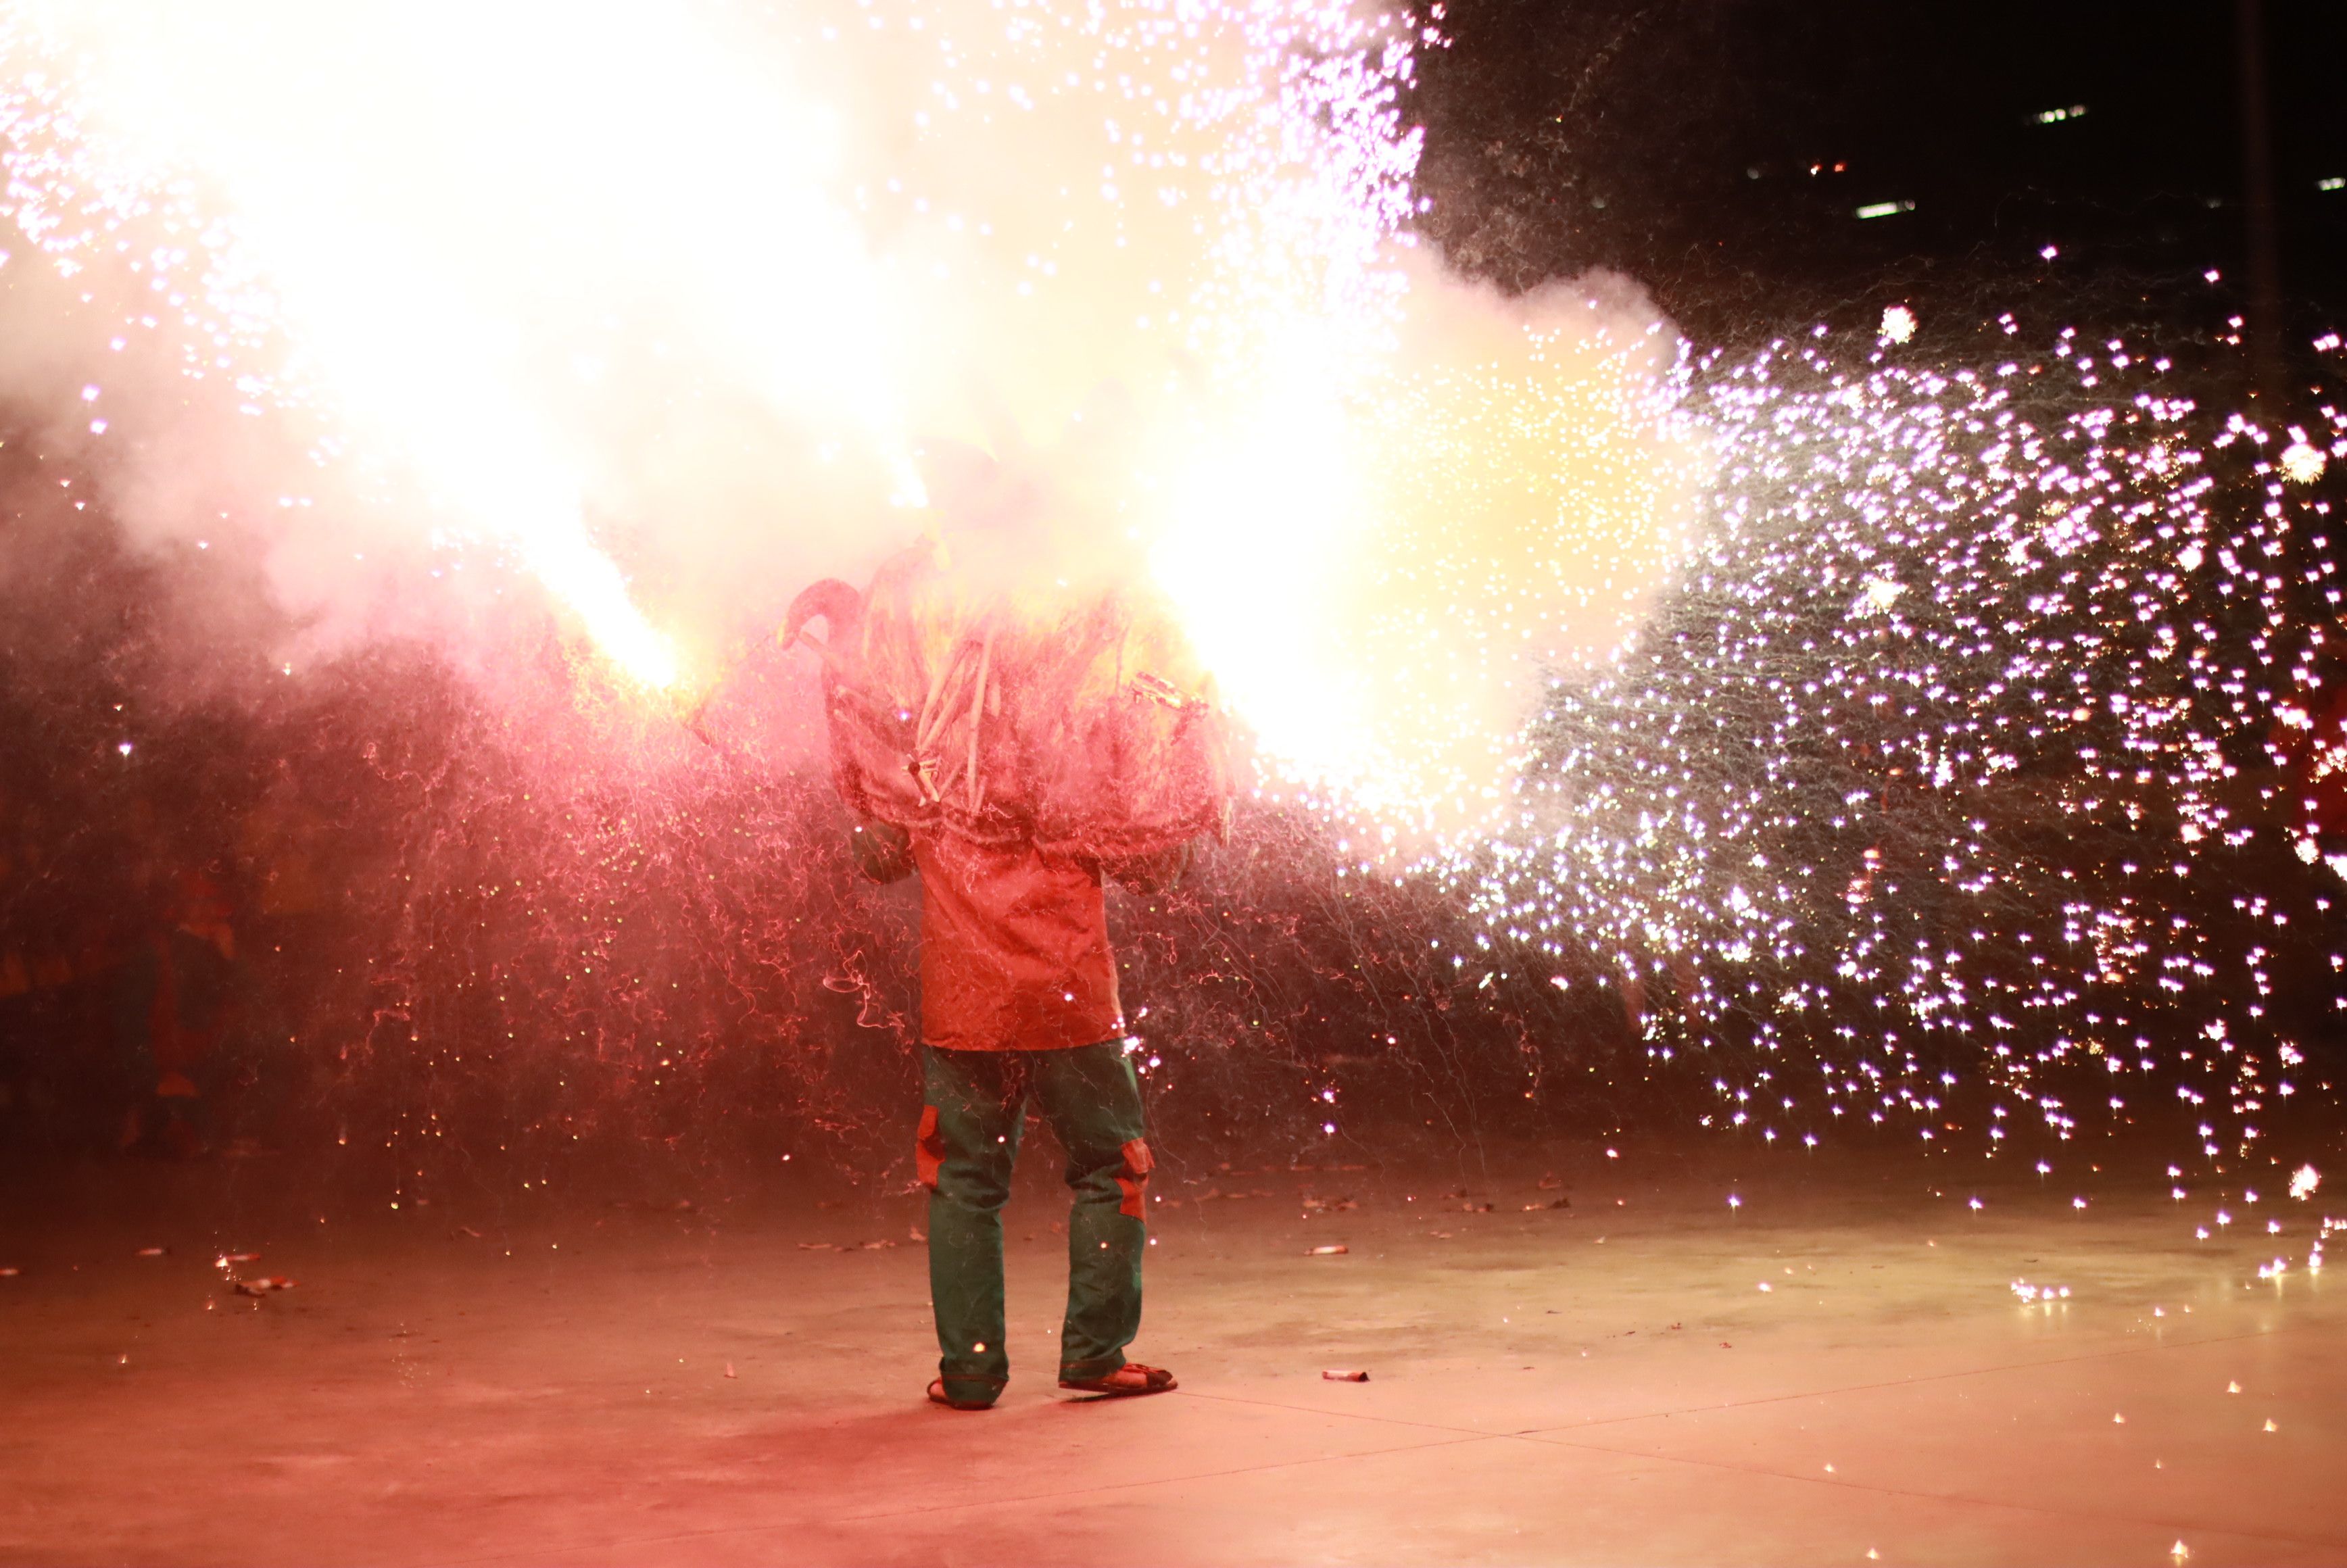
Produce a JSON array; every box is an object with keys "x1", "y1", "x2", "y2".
[{"x1": 0, "y1": 0, "x2": 1703, "y2": 828}]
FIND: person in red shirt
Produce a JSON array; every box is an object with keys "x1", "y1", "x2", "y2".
[
  {"x1": 794, "y1": 447, "x2": 1226, "y2": 1411},
  {"x1": 853, "y1": 817, "x2": 1184, "y2": 1411}
]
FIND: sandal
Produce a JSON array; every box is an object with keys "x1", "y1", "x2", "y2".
[
  {"x1": 1057, "y1": 1363, "x2": 1177, "y2": 1397},
  {"x1": 927, "y1": 1378, "x2": 997, "y2": 1411}
]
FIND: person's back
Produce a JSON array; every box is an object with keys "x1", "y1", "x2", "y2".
[
  {"x1": 909, "y1": 831, "x2": 1121, "y2": 1056},
  {"x1": 805, "y1": 487, "x2": 1222, "y2": 1409}
]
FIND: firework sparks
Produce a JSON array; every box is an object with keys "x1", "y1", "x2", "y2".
[
  {"x1": 1, "y1": 0, "x2": 2342, "y2": 1232},
  {"x1": 1451, "y1": 320, "x2": 2345, "y2": 1217}
]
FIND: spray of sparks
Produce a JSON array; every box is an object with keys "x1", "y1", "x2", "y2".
[
  {"x1": 1, "y1": 0, "x2": 2344, "y2": 1256},
  {"x1": 1448, "y1": 322, "x2": 2347, "y2": 1257}
]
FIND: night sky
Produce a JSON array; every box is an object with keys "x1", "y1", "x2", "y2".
[{"x1": 1413, "y1": 0, "x2": 2347, "y2": 347}]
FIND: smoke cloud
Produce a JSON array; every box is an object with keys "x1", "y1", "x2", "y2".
[{"x1": 0, "y1": 0, "x2": 1704, "y2": 829}]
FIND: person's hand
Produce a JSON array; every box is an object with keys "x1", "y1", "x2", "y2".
[
  {"x1": 1103, "y1": 839, "x2": 1192, "y2": 895},
  {"x1": 851, "y1": 819, "x2": 916, "y2": 884}
]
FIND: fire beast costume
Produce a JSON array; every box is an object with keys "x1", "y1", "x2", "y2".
[{"x1": 790, "y1": 522, "x2": 1228, "y2": 1411}]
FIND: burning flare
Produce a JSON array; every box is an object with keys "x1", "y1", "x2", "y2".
[{"x1": 0, "y1": 0, "x2": 1698, "y2": 812}]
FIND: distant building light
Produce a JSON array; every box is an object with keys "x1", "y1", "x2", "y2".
[
  {"x1": 2319, "y1": 176, "x2": 2345, "y2": 192},
  {"x1": 2033, "y1": 104, "x2": 2089, "y2": 125},
  {"x1": 1855, "y1": 200, "x2": 1915, "y2": 220}
]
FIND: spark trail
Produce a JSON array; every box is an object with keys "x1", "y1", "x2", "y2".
[{"x1": 1451, "y1": 318, "x2": 2344, "y2": 1252}]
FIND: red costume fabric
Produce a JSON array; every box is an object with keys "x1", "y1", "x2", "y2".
[
  {"x1": 910, "y1": 831, "x2": 1122, "y2": 1052},
  {"x1": 788, "y1": 537, "x2": 1231, "y2": 865}
]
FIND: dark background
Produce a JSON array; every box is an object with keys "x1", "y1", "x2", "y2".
[{"x1": 1411, "y1": 0, "x2": 2346, "y2": 361}]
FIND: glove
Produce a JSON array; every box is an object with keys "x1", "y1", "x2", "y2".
[
  {"x1": 1103, "y1": 839, "x2": 1193, "y2": 896},
  {"x1": 851, "y1": 820, "x2": 916, "y2": 885}
]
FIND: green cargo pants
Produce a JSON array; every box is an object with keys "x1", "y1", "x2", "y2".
[{"x1": 917, "y1": 1042, "x2": 1153, "y2": 1406}]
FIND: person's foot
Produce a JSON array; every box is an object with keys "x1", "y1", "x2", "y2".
[
  {"x1": 1057, "y1": 1363, "x2": 1177, "y2": 1397},
  {"x1": 927, "y1": 1378, "x2": 997, "y2": 1411}
]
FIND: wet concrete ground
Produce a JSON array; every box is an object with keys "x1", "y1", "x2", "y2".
[{"x1": 0, "y1": 1140, "x2": 2339, "y2": 1565}]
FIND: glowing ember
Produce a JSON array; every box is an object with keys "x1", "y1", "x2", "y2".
[{"x1": 2279, "y1": 437, "x2": 2327, "y2": 486}]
